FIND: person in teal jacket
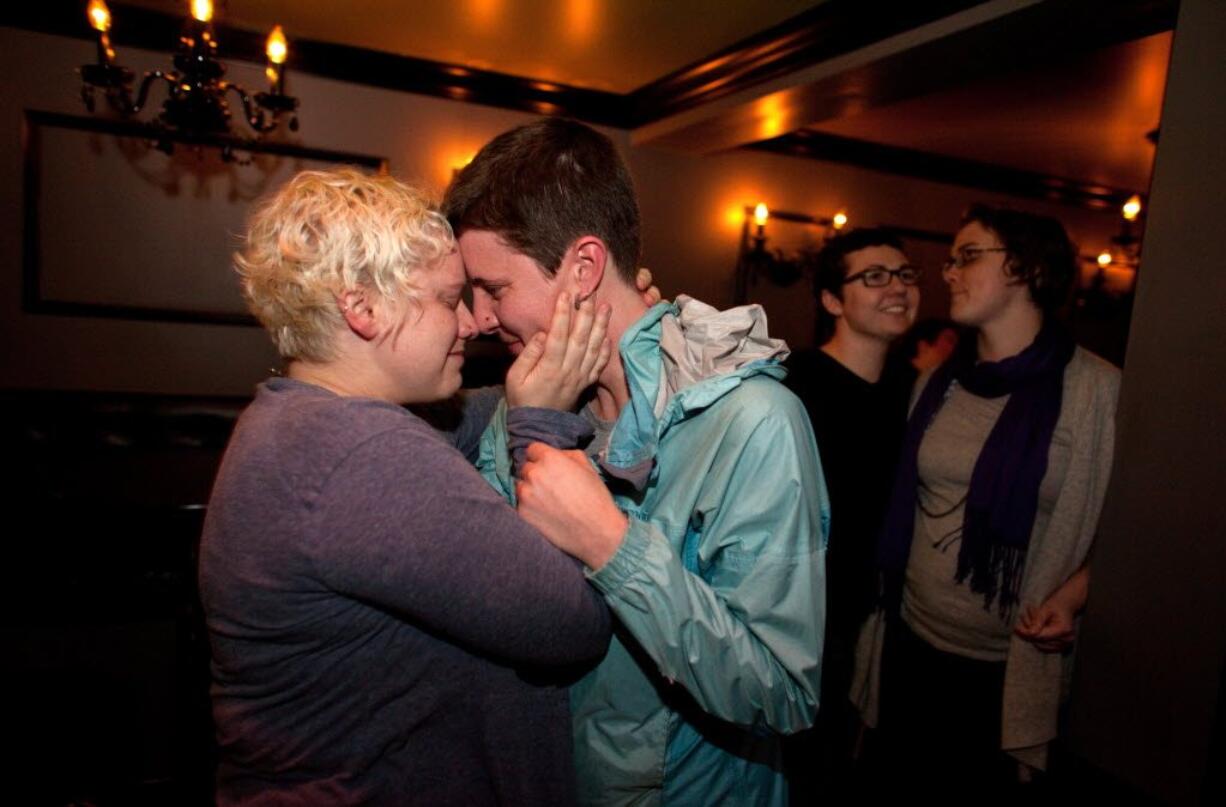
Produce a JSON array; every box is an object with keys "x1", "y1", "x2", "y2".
[{"x1": 444, "y1": 118, "x2": 829, "y2": 806}]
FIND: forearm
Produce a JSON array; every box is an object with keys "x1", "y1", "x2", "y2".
[
  {"x1": 1046, "y1": 564, "x2": 1090, "y2": 613},
  {"x1": 506, "y1": 406, "x2": 593, "y2": 475},
  {"x1": 588, "y1": 519, "x2": 823, "y2": 733},
  {"x1": 319, "y1": 430, "x2": 611, "y2": 666}
]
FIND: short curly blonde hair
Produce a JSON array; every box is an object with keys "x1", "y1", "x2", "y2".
[{"x1": 235, "y1": 167, "x2": 455, "y2": 362}]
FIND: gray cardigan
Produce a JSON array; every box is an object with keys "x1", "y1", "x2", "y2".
[{"x1": 851, "y1": 347, "x2": 1120, "y2": 769}]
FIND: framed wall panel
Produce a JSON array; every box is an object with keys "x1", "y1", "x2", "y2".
[{"x1": 22, "y1": 110, "x2": 386, "y2": 326}]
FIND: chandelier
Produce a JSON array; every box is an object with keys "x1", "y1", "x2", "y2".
[{"x1": 79, "y1": 0, "x2": 299, "y2": 149}]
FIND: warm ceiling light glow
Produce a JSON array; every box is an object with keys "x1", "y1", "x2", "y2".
[
  {"x1": 190, "y1": 0, "x2": 214, "y2": 24},
  {"x1": 266, "y1": 26, "x2": 287, "y2": 65},
  {"x1": 87, "y1": 0, "x2": 111, "y2": 32},
  {"x1": 753, "y1": 203, "x2": 769, "y2": 227},
  {"x1": 1122, "y1": 194, "x2": 1142, "y2": 221},
  {"x1": 1097, "y1": 251, "x2": 1113, "y2": 266},
  {"x1": 566, "y1": 0, "x2": 597, "y2": 43},
  {"x1": 832, "y1": 210, "x2": 848, "y2": 230},
  {"x1": 757, "y1": 95, "x2": 787, "y2": 140},
  {"x1": 467, "y1": 0, "x2": 501, "y2": 32}
]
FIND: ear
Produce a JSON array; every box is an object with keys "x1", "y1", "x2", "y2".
[
  {"x1": 820, "y1": 288, "x2": 844, "y2": 318},
  {"x1": 564, "y1": 236, "x2": 609, "y2": 302},
  {"x1": 336, "y1": 288, "x2": 380, "y2": 341}
]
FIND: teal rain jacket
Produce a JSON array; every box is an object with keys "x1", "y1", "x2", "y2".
[{"x1": 479, "y1": 297, "x2": 829, "y2": 806}]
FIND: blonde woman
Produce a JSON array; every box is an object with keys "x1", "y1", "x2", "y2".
[{"x1": 200, "y1": 168, "x2": 630, "y2": 805}]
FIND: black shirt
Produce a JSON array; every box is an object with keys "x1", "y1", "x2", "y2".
[{"x1": 785, "y1": 349, "x2": 914, "y2": 642}]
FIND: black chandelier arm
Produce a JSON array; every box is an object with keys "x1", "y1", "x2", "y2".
[
  {"x1": 84, "y1": 69, "x2": 175, "y2": 118},
  {"x1": 126, "y1": 70, "x2": 176, "y2": 117},
  {"x1": 222, "y1": 83, "x2": 278, "y2": 133}
]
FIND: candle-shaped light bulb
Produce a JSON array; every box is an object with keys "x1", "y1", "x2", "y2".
[
  {"x1": 266, "y1": 26, "x2": 288, "y2": 65},
  {"x1": 87, "y1": 0, "x2": 111, "y2": 32},
  {"x1": 1122, "y1": 194, "x2": 1142, "y2": 222},
  {"x1": 265, "y1": 25, "x2": 288, "y2": 93},
  {"x1": 190, "y1": 0, "x2": 214, "y2": 23},
  {"x1": 832, "y1": 210, "x2": 848, "y2": 230},
  {"x1": 86, "y1": 0, "x2": 115, "y2": 64},
  {"x1": 753, "y1": 203, "x2": 769, "y2": 227}
]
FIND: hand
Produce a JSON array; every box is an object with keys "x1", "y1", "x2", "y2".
[
  {"x1": 1014, "y1": 600, "x2": 1077, "y2": 653},
  {"x1": 635, "y1": 267, "x2": 663, "y2": 306},
  {"x1": 1014, "y1": 565, "x2": 1089, "y2": 653},
  {"x1": 505, "y1": 291, "x2": 612, "y2": 410},
  {"x1": 516, "y1": 443, "x2": 627, "y2": 570}
]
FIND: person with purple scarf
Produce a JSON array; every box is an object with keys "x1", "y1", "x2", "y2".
[{"x1": 850, "y1": 204, "x2": 1120, "y2": 792}]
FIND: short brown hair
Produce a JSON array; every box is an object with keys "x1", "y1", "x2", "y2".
[
  {"x1": 961, "y1": 204, "x2": 1077, "y2": 314},
  {"x1": 812, "y1": 227, "x2": 906, "y2": 344},
  {"x1": 442, "y1": 118, "x2": 640, "y2": 281}
]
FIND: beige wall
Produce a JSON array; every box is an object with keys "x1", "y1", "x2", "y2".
[{"x1": 0, "y1": 26, "x2": 1128, "y2": 395}]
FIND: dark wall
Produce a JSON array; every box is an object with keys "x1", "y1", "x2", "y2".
[{"x1": 1068, "y1": 0, "x2": 1226, "y2": 803}]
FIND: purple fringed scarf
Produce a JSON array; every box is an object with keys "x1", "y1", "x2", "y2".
[{"x1": 877, "y1": 322, "x2": 1075, "y2": 617}]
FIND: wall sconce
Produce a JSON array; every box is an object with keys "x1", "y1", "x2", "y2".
[
  {"x1": 1079, "y1": 194, "x2": 1144, "y2": 307},
  {"x1": 79, "y1": 0, "x2": 300, "y2": 156},
  {"x1": 1090, "y1": 194, "x2": 1144, "y2": 270},
  {"x1": 734, "y1": 203, "x2": 848, "y2": 303}
]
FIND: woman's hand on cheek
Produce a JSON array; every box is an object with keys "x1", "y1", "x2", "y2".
[{"x1": 505, "y1": 292, "x2": 612, "y2": 410}]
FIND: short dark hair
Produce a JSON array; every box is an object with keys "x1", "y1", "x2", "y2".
[
  {"x1": 442, "y1": 118, "x2": 640, "y2": 281},
  {"x1": 960, "y1": 204, "x2": 1077, "y2": 314},
  {"x1": 812, "y1": 227, "x2": 906, "y2": 343}
]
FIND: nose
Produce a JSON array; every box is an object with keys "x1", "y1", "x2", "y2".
[
  {"x1": 471, "y1": 291, "x2": 500, "y2": 335},
  {"x1": 457, "y1": 300, "x2": 477, "y2": 340}
]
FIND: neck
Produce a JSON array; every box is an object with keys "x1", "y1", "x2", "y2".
[
  {"x1": 822, "y1": 327, "x2": 890, "y2": 383},
  {"x1": 287, "y1": 337, "x2": 397, "y2": 403},
  {"x1": 587, "y1": 279, "x2": 651, "y2": 421},
  {"x1": 976, "y1": 302, "x2": 1043, "y2": 362}
]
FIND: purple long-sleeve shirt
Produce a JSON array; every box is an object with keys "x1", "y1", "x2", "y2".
[{"x1": 199, "y1": 377, "x2": 611, "y2": 805}]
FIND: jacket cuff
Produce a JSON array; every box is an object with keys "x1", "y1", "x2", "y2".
[{"x1": 587, "y1": 517, "x2": 652, "y2": 594}]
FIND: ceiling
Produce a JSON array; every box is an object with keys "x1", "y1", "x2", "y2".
[
  {"x1": 806, "y1": 31, "x2": 1169, "y2": 192},
  {"x1": 44, "y1": 1, "x2": 1175, "y2": 199},
  {"x1": 116, "y1": 0, "x2": 820, "y2": 92}
]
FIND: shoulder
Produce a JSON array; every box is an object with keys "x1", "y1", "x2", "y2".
[
  {"x1": 724, "y1": 373, "x2": 808, "y2": 416},
  {"x1": 303, "y1": 394, "x2": 447, "y2": 451},
  {"x1": 909, "y1": 367, "x2": 940, "y2": 413},
  {"x1": 246, "y1": 384, "x2": 456, "y2": 487},
  {"x1": 695, "y1": 375, "x2": 814, "y2": 449},
  {"x1": 1063, "y1": 347, "x2": 1122, "y2": 412}
]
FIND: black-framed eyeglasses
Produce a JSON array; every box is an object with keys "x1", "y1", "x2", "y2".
[
  {"x1": 843, "y1": 265, "x2": 923, "y2": 287},
  {"x1": 943, "y1": 246, "x2": 1007, "y2": 272}
]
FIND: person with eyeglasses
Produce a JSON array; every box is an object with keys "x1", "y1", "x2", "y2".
[
  {"x1": 782, "y1": 227, "x2": 920, "y2": 798},
  {"x1": 852, "y1": 204, "x2": 1120, "y2": 795}
]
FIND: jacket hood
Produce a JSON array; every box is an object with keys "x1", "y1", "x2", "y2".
[{"x1": 602, "y1": 295, "x2": 789, "y2": 489}]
